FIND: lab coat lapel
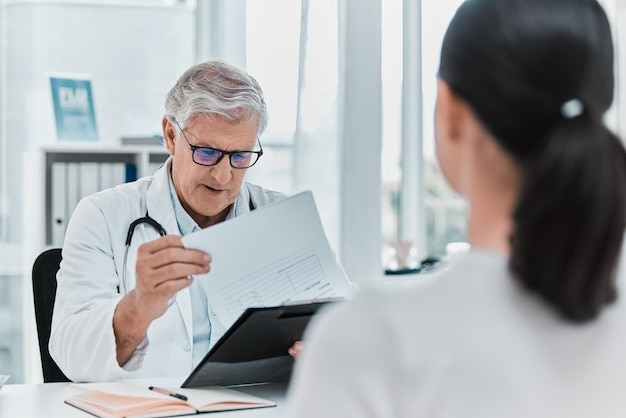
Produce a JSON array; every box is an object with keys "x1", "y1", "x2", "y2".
[{"x1": 145, "y1": 158, "x2": 194, "y2": 348}]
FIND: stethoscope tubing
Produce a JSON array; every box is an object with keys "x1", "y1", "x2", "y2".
[
  {"x1": 121, "y1": 212, "x2": 167, "y2": 297},
  {"x1": 120, "y1": 198, "x2": 255, "y2": 304}
]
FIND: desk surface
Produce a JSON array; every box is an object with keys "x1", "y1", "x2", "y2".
[{"x1": 0, "y1": 380, "x2": 289, "y2": 417}]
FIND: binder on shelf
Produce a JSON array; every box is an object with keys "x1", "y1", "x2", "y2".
[
  {"x1": 79, "y1": 162, "x2": 99, "y2": 198},
  {"x1": 43, "y1": 147, "x2": 168, "y2": 249},
  {"x1": 99, "y1": 162, "x2": 130, "y2": 189},
  {"x1": 50, "y1": 162, "x2": 67, "y2": 247},
  {"x1": 111, "y1": 163, "x2": 127, "y2": 188},
  {"x1": 97, "y1": 162, "x2": 113, "y2": 191},
  {"x1": 66, "y1": 162, "x2": 80, "y2": 220},
  {"x1": 125, "y1": 162, "x2": 137, "y2": 183}
]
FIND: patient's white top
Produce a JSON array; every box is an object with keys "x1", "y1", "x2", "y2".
[{"x1": 288, "y1": 248, "x2": 626, "y2": 417}]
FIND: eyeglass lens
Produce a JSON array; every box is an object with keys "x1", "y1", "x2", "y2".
[{"x1": 193, "y1": 148, "x2": 258, "y2": 168}]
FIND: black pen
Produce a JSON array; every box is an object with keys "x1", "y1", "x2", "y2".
[{"x1": 148, "y1": 386, "x2": 188, "y2": 401}]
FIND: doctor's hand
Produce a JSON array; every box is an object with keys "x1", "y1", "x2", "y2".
[
  {"x1": 288, "y1": 341, "x2": 303, "y2": 360},
  {"x1": 132, "y1": 234, "x2": 211, "y2": 319},
  {"x1": 113, "y1": 235, "x2": 211, "y2": 367}
]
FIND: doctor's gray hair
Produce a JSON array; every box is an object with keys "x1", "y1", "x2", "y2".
[{"x1": 164, "y1": 60, "x2": 268, "y2": 135}]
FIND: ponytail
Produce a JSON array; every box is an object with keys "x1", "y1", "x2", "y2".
[{"x1": 510, "y1": 115, "x2": 626, "y2": 322}]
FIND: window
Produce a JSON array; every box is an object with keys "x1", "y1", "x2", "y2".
[
  {"x1": 244, "y1": 0, "x2": 302, "y2": 194},
  {"x1": 421, "y1": 0, "x2": 468, "y2": 258},
  {"x1": 243, "y1": 0, "x2": 342, "y2": 250},
  {"x1": 381, "y1": 0, "x2": 468, "y2": 273}
]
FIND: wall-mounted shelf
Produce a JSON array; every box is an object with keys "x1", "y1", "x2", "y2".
[{"x1": 39, "y1": 144, "x2": 169, "y2": 246}]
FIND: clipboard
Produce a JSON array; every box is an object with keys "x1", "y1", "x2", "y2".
[{"x1": 181, "y1": 300, "x2": 336, "y2": 388}]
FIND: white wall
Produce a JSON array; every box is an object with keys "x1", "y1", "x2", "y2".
[{"x1": 4, "y1": 1, "x2": 194, "y2": 242}]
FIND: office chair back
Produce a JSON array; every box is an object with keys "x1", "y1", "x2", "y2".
[{"x1": 32, "y1": 248, "x2": 71, "y2": 382}]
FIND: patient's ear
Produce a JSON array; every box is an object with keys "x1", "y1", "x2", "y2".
[
  {"x1": 435, "y1": 79, "x2": 466, "y2": 143},
  {"x1": 434, "y1": 79, "x2": 470, "y2": 193},
  {"x1": 162, "y1": 117, "x2": 176, "y2": 156}
]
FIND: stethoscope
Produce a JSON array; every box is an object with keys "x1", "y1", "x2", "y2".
[
  {"x1": 120, "y1": 198, "x2": 256, "y2": 305},
  {"x1": 121, "y1": 211, "x2": 169, "y2": 302}
]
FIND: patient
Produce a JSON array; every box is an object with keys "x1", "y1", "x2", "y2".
[{"x1": 287, "y1": 0, "x2": 626, "y2": 416}]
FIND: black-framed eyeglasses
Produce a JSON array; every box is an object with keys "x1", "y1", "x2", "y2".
[{"x1": 174, "y1": 120, "x2": 263, "y2": 169}]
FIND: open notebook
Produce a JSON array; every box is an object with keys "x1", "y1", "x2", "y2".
[{"x1": 65, "y1": 382, "x2": 275, "y2": 418}]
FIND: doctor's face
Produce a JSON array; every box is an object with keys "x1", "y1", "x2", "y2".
[{"x1": 164, "y1": 114, "x2": 259, "y2": 228}]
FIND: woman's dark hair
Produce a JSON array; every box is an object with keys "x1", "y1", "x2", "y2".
[{"x1": 439, "y1": 0, "x2": 626, "y2": 322}]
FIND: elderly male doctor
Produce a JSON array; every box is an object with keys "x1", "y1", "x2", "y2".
[{"x1": 50, "y1": 60, "x2": 290, "y2": 382}]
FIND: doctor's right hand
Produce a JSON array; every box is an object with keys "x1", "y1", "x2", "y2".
[
  {"x1": 132, "y1": 234, "x2": 211, "y2": 321},
  {"x1": 113, "y1": 235, "x2": 211, "y2": 367}
]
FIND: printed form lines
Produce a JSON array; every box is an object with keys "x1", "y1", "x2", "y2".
[{"x1": 221, "y1": 247, "x2": 326, "y2": 319}]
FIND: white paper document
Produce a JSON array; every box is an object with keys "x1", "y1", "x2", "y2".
[{"x1": 182, "y1": 191, "x2": 352, "y2": 328}]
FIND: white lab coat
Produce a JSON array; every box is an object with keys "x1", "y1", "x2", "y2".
[{"x1": 49, "y1": 158, "x2": 285, "y2": 382}]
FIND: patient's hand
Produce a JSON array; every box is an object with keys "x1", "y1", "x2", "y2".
[{"x1": 288, "y1": 341, "x2": 303, "y2": 359}]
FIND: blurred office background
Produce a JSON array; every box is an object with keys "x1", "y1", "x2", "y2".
[{"x1": 0, "y1": 0, "x2": 622, "y2": 383}]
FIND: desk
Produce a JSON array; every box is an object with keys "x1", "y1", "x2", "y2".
[{"x1": 0, "y1": 381, "x2": 289, "y2": 417}]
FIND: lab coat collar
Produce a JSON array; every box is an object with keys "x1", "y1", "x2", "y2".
[{"x1": 146, "y1": 157, "x2": 180, "y2": 237}]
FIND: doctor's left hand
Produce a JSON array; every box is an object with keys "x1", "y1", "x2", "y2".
[
  {"x1": 113, "y1": 235, "x2": 211, "y2": 367},
  {"x1": 288, "y1": 341, "x2": 303, "y2": 359}
]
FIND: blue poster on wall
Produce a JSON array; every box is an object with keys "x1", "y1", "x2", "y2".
[{"x1": 49, "y1": 75, "x2": 98, "y2": 141}]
